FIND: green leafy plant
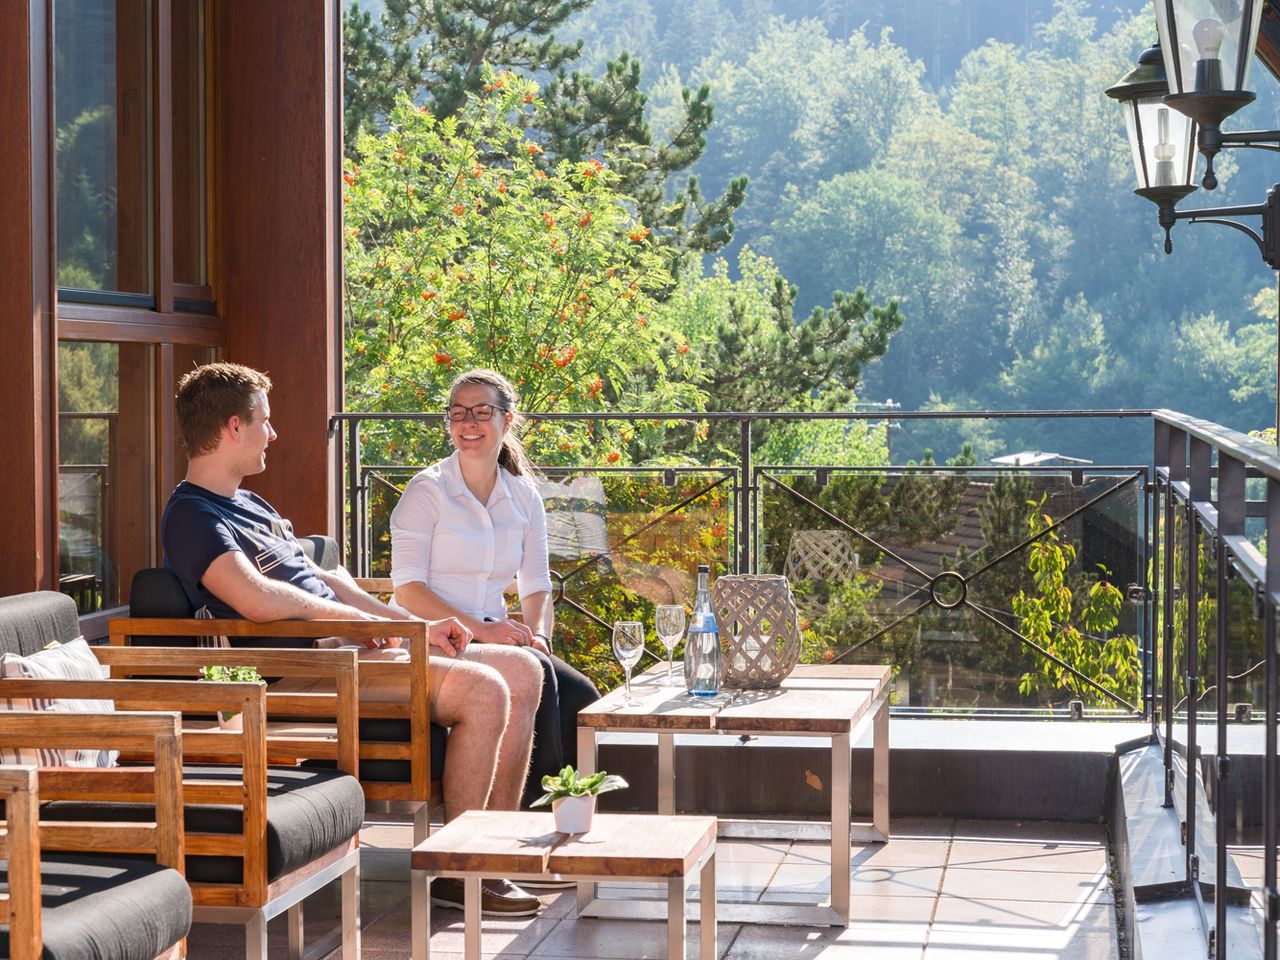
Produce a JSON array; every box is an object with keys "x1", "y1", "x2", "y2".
[
  {"x1": 1013, "y1": 500, "x2": 1140, "y2": 709},
  {"x1": 198, "y1": 665, "x2": 265, "y2": 723},
  {"x1": 530, "y1": 765, "x2": 628, "y2": 807}
]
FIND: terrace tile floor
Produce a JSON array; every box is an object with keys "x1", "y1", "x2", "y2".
[{"x1": 185, "y1": 817, "x2": 1119, "y2": 959}]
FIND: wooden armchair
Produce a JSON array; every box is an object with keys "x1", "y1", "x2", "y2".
[
  {"x1": 0, "y1": 598, "x2": 366, "y2": 960},
  {"x1": 116, "y1": 566, "x2": 444, "y2": 844},
  {"x1": 0, "y1": 711, "x2": 189, "y2": 960}
]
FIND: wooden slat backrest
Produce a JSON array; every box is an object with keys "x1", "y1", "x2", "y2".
[
  {"x1": 0, "y1": 712, "x2": 184, "y2": 869},
  {"x1": 0, "y1": 657, "x2": 361, "y2": 906},
  {"x1": 90, "y1": 646, "x2": 361, "y2": 775}
]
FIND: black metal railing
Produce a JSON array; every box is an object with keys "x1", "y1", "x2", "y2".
[
  {"x1": 1153, "y1": 409, "x2": 1280, "y2": 960},
  {"x1": 58, "y1": 410, "x2": 118, "y2": 613},
  {"x1": 331, "y1": 408, "x2": 1155, "y2": 710}
]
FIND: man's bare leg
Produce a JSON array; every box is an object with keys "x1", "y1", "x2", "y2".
[
  {"x1": 463, "y1": 645, "x2": 542, "y2": 810},
  {"x1": 429, "y1": 656, "x2": 510, "y2": 821}
]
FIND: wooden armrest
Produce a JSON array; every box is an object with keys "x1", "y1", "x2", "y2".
[{"x1": 109, "y1": 616, "x2": 427, "y2": 643}]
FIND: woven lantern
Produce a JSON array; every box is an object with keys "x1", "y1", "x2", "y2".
[
  {"x1": 710, "y1": 575, "x2": 802, "y2": 689},
  {"x1": 784, "y1": 530, "x2": 860, "y2": 614}
]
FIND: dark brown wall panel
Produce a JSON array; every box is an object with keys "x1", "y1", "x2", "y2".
[
  {"x1": 0, "y1": 1, "x2": 57, "y2": 595},
  {"x1": 216, "y1": 0, "x2": 340, "y2": 538}
]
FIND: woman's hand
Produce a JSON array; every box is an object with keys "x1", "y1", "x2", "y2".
[{"x1": 475, "y1": 617, "x2": 536, "y2": 647}]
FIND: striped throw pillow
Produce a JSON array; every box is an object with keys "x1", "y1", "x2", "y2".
[{"x1": 0, "y1": 637, "x2": 117, "y2": 767}]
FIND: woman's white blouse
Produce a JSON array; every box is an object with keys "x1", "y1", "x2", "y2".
[{"x1": 389, "y1": 451, "x2": 553, "y2": 620}]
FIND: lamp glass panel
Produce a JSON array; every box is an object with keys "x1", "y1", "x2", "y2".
[
  {"x1": 1131, "y1": 97, "x2": 1198, "y2": 189},
  {"x1": 1156, "y1": 0, "x2": 1264, "y2": 95}
]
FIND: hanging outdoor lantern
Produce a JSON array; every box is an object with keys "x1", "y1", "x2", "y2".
[
  {"x1": 1107, "y1": 41, "x2": 1199, "y2": 223},
  {"x1": 1155, "y1": 0, "x2": 1264, "y2": 186}
]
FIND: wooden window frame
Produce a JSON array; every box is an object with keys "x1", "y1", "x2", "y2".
[{"x1": 54, "y1": 0, "x2": 220, "y2": 629}]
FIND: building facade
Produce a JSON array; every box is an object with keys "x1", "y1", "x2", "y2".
[{"x1": 0, "y1": 0, "x2": 343, "y2": 636}]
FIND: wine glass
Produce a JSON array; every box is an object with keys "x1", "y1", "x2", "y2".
[
  {"x1": 612, "y1": 621, "x2": 645, "y2": 706},
  {"x1": 654, "y1": 605, "x2": 687, "y2": 686}
]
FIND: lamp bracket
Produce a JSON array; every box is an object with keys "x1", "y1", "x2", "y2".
[
  {"x1": 1173, "y1": 190, "x2": 1280, "y2": 268},
  {"x1": 1220, "y1": 129, "x2": 1280, "y2": 153},
  {"x1": 1184, "y1": 216, "x2": 1266, "y2": 259}
]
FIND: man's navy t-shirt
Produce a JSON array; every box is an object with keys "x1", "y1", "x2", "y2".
[{"x1": 160, "y1": 480, "x2": 338, "y2": 619}]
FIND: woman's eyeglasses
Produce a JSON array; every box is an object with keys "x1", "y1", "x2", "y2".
[{"x1": 444, "y1": 403, "x2": 509, "y2": 422}]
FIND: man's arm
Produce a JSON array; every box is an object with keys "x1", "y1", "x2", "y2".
[
  {"x1": 202, "y1": 551, "x2": 472, "y2": 655},
  {"x1": 202, "y1": 551, "x2": 377, "y2": 622},
  {"x1": 311, "y1": 563, "x2": 411, "y2": 619}
]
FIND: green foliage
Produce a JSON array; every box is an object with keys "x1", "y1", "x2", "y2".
[
  {"x1": 342, "y1": 0, "x2": 747, "y2": 268},
  {"x1": 199, "y1": 665, "x2": 266, "y2": 723},
  {"x1": 660, "y1": 248, "x2": 901, "y2": 415},
  {"x1": 1014, "y1": 500, "x2": 1140, "y2": 708},
  {"x1": 530, "y1": 765, "x2": 628, "y2": 806},
  {"x1": 198, "y1": 665, "x2": 265, "y2": 684},
  {"x1": 344, "y1": 75, "x2": 704, "y2": 463}
]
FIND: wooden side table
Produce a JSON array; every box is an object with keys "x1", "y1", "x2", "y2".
[
  {"x1": 577, "y1": 663, "x2": 890, "y2": 927},
  {"x1": 410, "y1": 810, "x2": 717, "y2": 960}
]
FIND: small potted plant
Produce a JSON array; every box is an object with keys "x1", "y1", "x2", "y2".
[
  {"x1": 530, "y1": 765, "x2": 628, "y2": 834},
  {"x1": 198, "y1": 665, "x2": 265, "y2": 731}
]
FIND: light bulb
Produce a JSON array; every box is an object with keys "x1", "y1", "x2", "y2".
[
  {"x1": 1191, "y1": 17, "x2": 1226, "y2": 90},
  {"x1": 1152, "y1": 106, "x2": 1176, "y2": 186},
  {"x1": 1193, "y1": 17, "x2": 1225, "y2": 58}
]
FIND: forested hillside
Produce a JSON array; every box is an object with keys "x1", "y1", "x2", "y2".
[{"x1": 348, "y1": 0, "x2": 1280, "y2": 463}]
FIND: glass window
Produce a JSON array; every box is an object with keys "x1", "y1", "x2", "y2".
[
  {"x1": 58, "y1": 342, "x2": 155, "y2": 613},
  {"x1": 172, "y1": 0, "x2": 208, "y2": 288},
  {"x1": 54, "y1": 0, "x2": 154, "y2": 297}
]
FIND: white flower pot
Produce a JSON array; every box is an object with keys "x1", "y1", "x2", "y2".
[
  {"x1": 551, "y1": 794, "x2": 596, "y2": 834},
  {"x1": 217, "y1": 711, "x2": 243, "y2": 731}
]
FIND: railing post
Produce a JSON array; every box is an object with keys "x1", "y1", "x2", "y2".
[
  {"x1": 1266, "y1": 475, "x2": 1279, "y2": 960},
  {"x1": 1187, "y1": 435, "x2": 1210, "y2": 918},
  {"x1": 739, "y1": 417, "x2": 752, "y2": 575},
  {"x1": 1142, "y1": 462, "x2": 1154, "y2": 723},
  {"x1": 347, "y1": 418, "x2": 362, "y2": 576},
  {"x1": 1217, "y1": 452, "x2": 1245, "y2": 960},
  {"x1": 332, "y1": 416, "x2": 345, "y2": 566},
  {"x1": 1163, "y1": 423, "x2": 1187, "y2": 809}
]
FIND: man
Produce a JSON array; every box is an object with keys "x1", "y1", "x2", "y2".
[{"x1": 161, "y1": 362, "x2": 544, "y2": 917}]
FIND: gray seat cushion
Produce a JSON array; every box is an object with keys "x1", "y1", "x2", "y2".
[
  {"x1": 0, "y1": 853, "x2": 191, "y2": 960},
  {"x1": 0, "y1": 592, "x2": 81, "y2": 658},
  {"x1": 305, "y1": 719, "x2": 447, "y2": 782},
  {"x1": 44, "y1": 765, "x2": 364, "y2": 884}
]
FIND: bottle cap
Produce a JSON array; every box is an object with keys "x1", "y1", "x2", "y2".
[{"x1": 697, "y1": 563, "x2": 709, "y2": 573}]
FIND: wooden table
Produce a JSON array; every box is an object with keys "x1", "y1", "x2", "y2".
[
  {"x1": 577, "y1": 663, "x2": 890, "y2": 927},
  {"x1": 409, "y1": 810, "x2": 716, "y2": 960}
]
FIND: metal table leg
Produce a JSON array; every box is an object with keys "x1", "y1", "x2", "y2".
[
  {"x1": 577, "y1": 725, "x2": 599, "y2": 913},
  {"x1": 658, "y1": 732, "x2": 675, "y2": 815},
  {"x1": 700, "y1": 852, "x2": 717, "y2": 960},
  {"x1": 667, "y1": 875, "x2": 687, "y2": 960},
  {"x1": 411, "y1": 869, "x2": 430, "y2": 960},
  {"x1": 873, "y1": 696, "x2": 890, "y2": 840},
  {"x1": 831, "y1": 731, "x2": 851, "y2": 926},
  {"x1": 463, "y1": 876, "x2": 482, "y2": 960}
]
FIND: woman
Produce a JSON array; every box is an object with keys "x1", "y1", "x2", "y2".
[{"x1": 389, "y1": 369, "x2": 601, "y2": 811}]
